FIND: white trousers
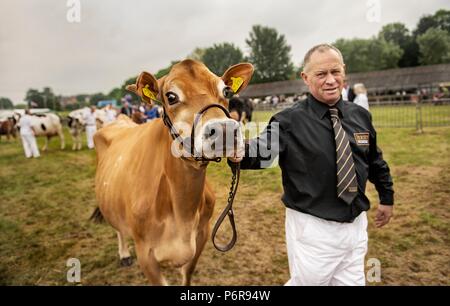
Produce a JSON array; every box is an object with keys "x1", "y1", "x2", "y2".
[
  {"x1": 86, "y1": 125, "x2": 97, "y2": 149},
  {"x1": 285, "y1": 208, "x2": 368, "y2": 286},
  {"x1": 20, "y1": 134, "x2": 40, "y2": 158}
]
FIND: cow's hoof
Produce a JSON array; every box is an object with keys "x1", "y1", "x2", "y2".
[{"x1": 120, "y1": 257, "x2": 133, "y2": 267}]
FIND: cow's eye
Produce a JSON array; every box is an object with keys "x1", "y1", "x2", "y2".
[
  {"x1": 165, "y1": 92, "x2": 179, "y2": 105},
  {"x1": 223, "y1": 86, "x2": 234, "y2": 99}
]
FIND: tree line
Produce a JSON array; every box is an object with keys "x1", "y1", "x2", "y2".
[{"x1": 2, "y1": 9, "x2": 448, "y2": 110}]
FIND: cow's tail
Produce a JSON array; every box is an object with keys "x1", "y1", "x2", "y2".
[{"x1": 89, "y1": 207, "x2": 105, "y2": 224}]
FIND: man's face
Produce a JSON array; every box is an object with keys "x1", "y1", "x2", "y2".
[{"x1": 301, "y1": 49, "x2": 345, "y2": 105}]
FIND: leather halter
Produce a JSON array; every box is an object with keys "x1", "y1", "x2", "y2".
[{"x1": 160, "y1": 102, "x2": 234, "y2": 162}]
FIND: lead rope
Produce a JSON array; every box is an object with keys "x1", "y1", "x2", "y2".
[{"x1": 211, "y1": 161, "x2": 240, "y2": 252}]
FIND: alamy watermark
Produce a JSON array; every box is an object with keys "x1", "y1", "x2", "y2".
[
  {"x1": 66, "y1": 258, "x2": 81, "y2": 283},
  {"x1": 366, "y1": 0, "x2": 381, "y2": 23},
  {"x1": 366, "y1": 257, "x2": 381, "y2": 283},
  {"x1": 66, "y1": 0, "x2": 81, "y2": 23}
]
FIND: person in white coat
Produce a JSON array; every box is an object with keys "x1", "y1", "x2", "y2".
[
  {"x1": 19, "y1": 109, "x2": 40, "y2": 158},
  {"x1": 104, "y1": 104, "x2": 117, "y2": 124},
  {"x1": 353, "y1": 83, "x2": 370, "y2": 111},
  {"x1": 84, "y1": 106, "x2": 97, "y2": 149}
]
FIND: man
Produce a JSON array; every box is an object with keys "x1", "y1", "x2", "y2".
[
  {"x1": 145, "y1": 104, "x2": 161, "y2": 121},
  {"x1": 84, "y1": 106, "x2": 97, "y2": 149},
  {"x1": 104, "y1": 104, "x2": 117, "y2": 124},
  {"x1": 19, "y1": 109, "x2": 40, "y2": 158},
  {"x1": 120, "y1": 100, "x2": 133, "y2": 117},
  {"x1": 342, "y1": 78, "x2": 355, "y2": 102},
  {"x1": 230, "y1": 44, "x2": 394, "y2": 285}
]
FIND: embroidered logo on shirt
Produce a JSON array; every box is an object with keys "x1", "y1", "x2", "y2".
[{"x1": 354, "y1": 132, "x2": 369, "y2": 146}]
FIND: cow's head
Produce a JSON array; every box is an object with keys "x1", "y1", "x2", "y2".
[{"x1": 127, "y1": 59, "x2": 253, "y2": 161}]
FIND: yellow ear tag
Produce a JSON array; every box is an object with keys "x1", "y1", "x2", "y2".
[
  {"x1": 142, "y1": 85, "x2": 157, "y2": 100},
  {"x1": 231, "y1": 77, "x2": 244, "y2": 93}
]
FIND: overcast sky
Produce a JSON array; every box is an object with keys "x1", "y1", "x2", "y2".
[{"x1": 0, "y1": 0, "x2": 447, "y2": 104}]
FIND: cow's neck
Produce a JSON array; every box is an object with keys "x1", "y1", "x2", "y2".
[{"x1": 158, "y1": 121, "x2": 208, "y2": 220}]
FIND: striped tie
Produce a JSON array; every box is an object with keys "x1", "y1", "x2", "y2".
[{"x1": 329, "y1": 108, "x2": 358, "y2": 205}]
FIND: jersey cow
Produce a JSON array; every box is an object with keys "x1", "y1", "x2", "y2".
[{"x1": 92, "y1": 60, "x2": 253, "y2": 285}]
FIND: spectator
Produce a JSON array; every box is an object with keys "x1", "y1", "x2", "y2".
[
  {"x1": 104, "y1": 104, "x2": 117, "y2": 123},
  {"x1": 84, "y1": 106, "x2": 97, "y2": 149},
  {"x1": 120, "y1": 101, "x2": 133, "y2": 117},
  {"x1": 19, "y1": 109, "x2": 40, "y2": 158},
  {"x1": 353, "y1": 83, "x2": 369, "y2": 111}
]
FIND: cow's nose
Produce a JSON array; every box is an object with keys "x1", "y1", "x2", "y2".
[{"x1": 203, "y1": 120, "x2": 240, "y2": 141}]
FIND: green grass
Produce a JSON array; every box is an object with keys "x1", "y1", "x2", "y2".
[
  {"x1": 0, "y1": 115, "x2": 449, "y2": 285},
  {"x1": 252, "y1": 104, "x2": 450, "y2": 129}
]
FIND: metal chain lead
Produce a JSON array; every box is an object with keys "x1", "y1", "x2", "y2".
[{"x1": 211, "y1": 162, "x2": 240, "y2": 252}]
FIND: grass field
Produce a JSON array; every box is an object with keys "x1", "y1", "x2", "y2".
[{"x1": 0, "y1": 110, "x2": 449, "y2": 285}]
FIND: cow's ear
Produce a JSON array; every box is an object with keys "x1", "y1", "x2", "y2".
[
  {"x1": 222, "y1": 63, "x2": 254, "y2": 94},
  {"x1": 126, "y1": 72, "x2": 159, "y2": 105}
]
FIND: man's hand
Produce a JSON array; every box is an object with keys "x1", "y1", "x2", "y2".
[
  {"x1": 375, "y1": 204, "x2": 393, "y2": 228},
  {"x1": 228, "y1": 156, "x2": 243, "y2": 163}
]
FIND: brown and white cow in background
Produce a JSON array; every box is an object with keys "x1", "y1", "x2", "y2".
[
  {"x1": 67, "y1": 107, "x2": 109, "y2": 150},
  {"x1": 15, "y1": 112, "x2": 65, "y2": 151},
  {"x1": 0, "y1": 118, "x2": 18, "y2": 141},
  {"x1": 67, "y1": 109, "x2": 86, "y2": 150},
  {"x1": 92, "y1": 60, "x2": 253, "y2": 285}
]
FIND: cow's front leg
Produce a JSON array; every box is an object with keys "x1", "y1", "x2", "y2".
[
  {"x1": 59, "y1": 131, "x2": 65, "y2": 150},
  {"x1": 42, "y1": 136, "x2": 49, "y2": 151},
  {"x1": 180, "y1": 227, "x2": 208, "y2": 286},
  {"x1": 135, "y1": 242, "x2": 167, "y2": 285}
]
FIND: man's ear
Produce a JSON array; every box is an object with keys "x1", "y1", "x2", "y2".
[
  {"x1": 222, "y1": 63, "x2": 254, "y2": 94},
  {"x1": 301, "y1": 71, "x2": 309, "y2": 86},
  {"x1": 126, "y1": 72, "x2": 159, "y2": 105}
]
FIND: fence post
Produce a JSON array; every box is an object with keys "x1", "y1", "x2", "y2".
[{"x1": 415, "y1": 99, "x2": 423, "y2": 133}]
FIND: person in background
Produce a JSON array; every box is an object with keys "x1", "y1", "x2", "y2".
[
  {"x1": 120, "y1": 100, "x2": 133, "y2": 117},
  {"x1": 104, "y1": 104, "x2": 117, "y2": 123},
  {"x1": 342, "y1": 78, "x2": 355, "y2": 102},
  {"x1": 84, "y1": 106, "x2": 97, "y2": 149},
  {"x1": 19, "y1": 109, "x2": 40, "y2": 158},
  {"x1": 145, "y1": 104, "x2": 161, "y2": 121},
  {"x1": 353, "y1": 83, "x2": 370, "y2": 111}
]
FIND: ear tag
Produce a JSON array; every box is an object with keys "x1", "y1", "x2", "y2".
[
  {"x1": 231, "y1": 77, "x2": 244, "y2": 93},
  {"x1": 142, "y1": 84, "x2": 157, "y2": 100}
]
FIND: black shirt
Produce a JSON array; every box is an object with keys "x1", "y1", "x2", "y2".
[{"x1": 237, "y1": 94, "x2": 394, "y2": 223}]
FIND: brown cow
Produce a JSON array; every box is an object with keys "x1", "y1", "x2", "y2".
[
  {"x1": 92, "y1": 60, "x2": 253, "y2": 285},
  {"x1": 0, "y1": 118, "x2": 17, "y2": 141}
]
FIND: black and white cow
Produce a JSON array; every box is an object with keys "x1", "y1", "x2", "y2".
[{"x1": 16, "y1": 112, "x2": 65, "y2": 151}]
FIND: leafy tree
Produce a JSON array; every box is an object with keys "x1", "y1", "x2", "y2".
[
  {"x1": 378, "y1": 22, "x2": 417, "y2": 67},
  {"x1": 89, "y1": 92, "x2": 107, "y2": 106},
  {"x1": 25, "y1": 89, "x2": 43, "y2": 108},
  {"x1": 0, "y1": 97, "x2": 14, "y2": 109},
  {"x1": 201, "y1": 43, "x2": 244, "y2": 75},
  {"x1": 107, "y1": 87, "x2": 122, "y2": 101},
  {"x1": 417, "y1": 27, "x2": 450, "y2": 65},
  {"x1": 155, "y1": 61, "x2": 180, "y2": 79},
  {"x1": 187, "y1": 47, "x2": 206, "y2": 61},
  {"x1": 414, "y1": 9, "x2": 450, "y2": 37},
  {"x1": 334, "y1": 37, "x2": 403, "y2": 73},
  {"x1": 246, "y1": 25, "x2": 294, "y2": 83}
]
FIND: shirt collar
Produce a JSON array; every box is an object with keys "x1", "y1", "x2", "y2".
[{"x1": 308, "y1": 93, "x2": 345, "y2": 120}]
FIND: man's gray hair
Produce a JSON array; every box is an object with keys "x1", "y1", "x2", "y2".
[{"x1": 302, "y1": 44, "x2": 344, "y2": 72}]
